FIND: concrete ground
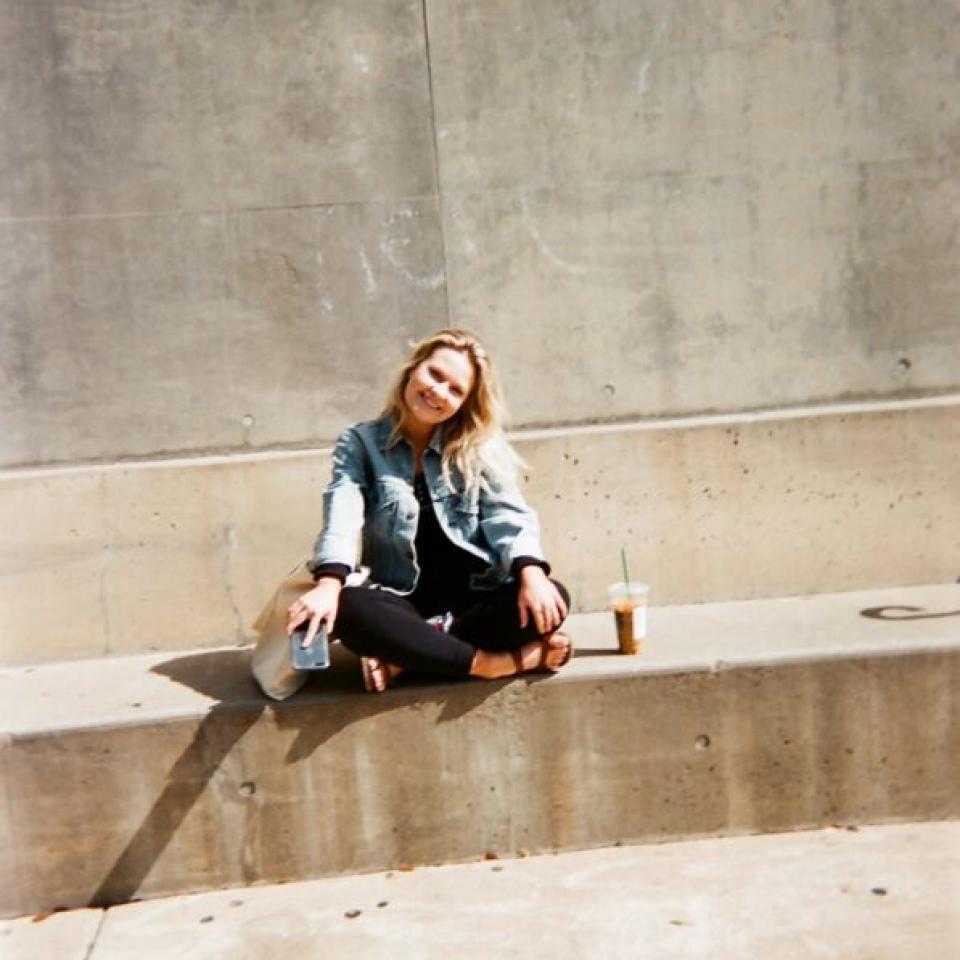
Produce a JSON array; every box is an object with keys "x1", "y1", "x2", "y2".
[{"x1": 4, "y1": 821, "x2": 958, "y2": 960}]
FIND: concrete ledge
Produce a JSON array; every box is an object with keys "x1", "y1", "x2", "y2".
[
  {"x1": 2, "y1": 397, "x2": 958, "y2": 664},
  {"x1": 1, "y1": 583, "x2": 958, "y2": 918}
]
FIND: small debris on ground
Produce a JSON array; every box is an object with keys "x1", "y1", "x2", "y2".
[
  {"x1": 871, "y1": 887, "x2": 888, "y2": 896},
  {"x1": 345, "y1": 909, "x2": 362, "y2": 919},
  {"x1": 491, "y1": 865, "x2": 504, "y2": 872},
  {"x1": 200, "y1": 916, "x2": 214, "y2": 924},
  {"x1": 377, "y1": 901, "x2": 389, "y2": 909}
]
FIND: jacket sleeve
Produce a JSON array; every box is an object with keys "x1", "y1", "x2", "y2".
[
  {"x1": 308, "y1": 427, "x2": 367, "y2": 574},
  {"x1": 477, "y1": 439, "x2": 548, "y2": 576}
]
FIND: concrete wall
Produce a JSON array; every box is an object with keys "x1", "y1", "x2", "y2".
[
  {"x1": 2, "y1": 1, "x2": 959, "y2": 663},
  {"x1": 433, "y1": 1, "x2": 960, "y2": 426},
  {"x1": 2, "y1": 399, "x2": 957, "y2": 665},
  {"x1": 1, "y1": 0, "x2": 445, "y2": 466},
  {"x1": 2, "y1": 0, "x2": 959, "y2": 468}
]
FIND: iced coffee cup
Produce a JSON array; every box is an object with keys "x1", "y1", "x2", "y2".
[{"x1": 607, "y1": 582, "x2": 649, "y2": 655}]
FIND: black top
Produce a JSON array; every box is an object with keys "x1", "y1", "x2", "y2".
[{"x1": 408, "y1": 472, "x2": 486, "y2": 616}]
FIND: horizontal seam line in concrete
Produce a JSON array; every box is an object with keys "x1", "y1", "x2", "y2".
[
  {"x1": 424, "y1": 148, "x2": 960, "y2": 200},
  {"x1": 514, "y1": 392, "x2": 960, "y2": 441},
  {"x1": 6, "y1": 642, "x2": 959, "y2": 740},
  {"x1": 5, "y1": 151, "x2": 959, "y2": 227},
  {"x1": 2, "y1": 392, "x2": 958, "y2": 480},
  {"x1": 0, "y1": 195, "x2": 441, "y2": 225}
]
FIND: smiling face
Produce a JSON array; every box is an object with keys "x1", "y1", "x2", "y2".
[{"x1": 401, "y1": 346, "x2": 476, "y2": 432}]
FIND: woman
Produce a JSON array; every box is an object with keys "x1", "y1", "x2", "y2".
[{"x1": 285, "y1": 329, "x2": 572, "y2": 692}]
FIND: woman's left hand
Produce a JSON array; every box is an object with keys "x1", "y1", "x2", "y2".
[{"x1": 517, "y1": 565, "x2": 568, "y2": 635}]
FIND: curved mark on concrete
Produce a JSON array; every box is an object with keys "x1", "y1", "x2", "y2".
[
  {"x1": 519, "y1": 195, "x2": 588, "y2": 276},
  {"x1": 378, "y1": 234, "x2": 444, "y2": 290},
  {"x1": 860, "y1": 605, "x2": 960, "y2": 621}
]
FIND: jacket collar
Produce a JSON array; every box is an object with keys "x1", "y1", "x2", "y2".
[{"x1": 378, "y1": 412, "x2": 444, "y2": 455}]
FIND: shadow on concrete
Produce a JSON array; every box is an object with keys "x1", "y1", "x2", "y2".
[
  {"x1": 88, "y1": 642, "x2": 514, "y2": 907},
  {"x1": 88, "y1": 702, "x2": 263, "y2": 908},
  {"x1": 148, "y1": 642, "x2": 511, "y2": 739},
  {"x1": 860, "y1": 605, "x2": 960, "y2": 621}
]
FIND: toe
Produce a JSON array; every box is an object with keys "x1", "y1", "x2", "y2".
[{"x1": 546, "y1": 633, "x2": 571, "y2": 669}]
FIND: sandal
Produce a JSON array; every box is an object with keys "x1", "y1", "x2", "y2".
[{"x1": 361, "y1": 657, "x2": 402, "y2": 693}]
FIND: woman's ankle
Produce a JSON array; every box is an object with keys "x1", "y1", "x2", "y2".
[
  {"x1": 469, "y1": 649, "x2": 494, "y2": 679},
  {"x1": 469, "y1": 649, "x2": 513, "y2": 680},
  {"x1": 469, "y1": 644, "x2": 538, "y2": 680}
]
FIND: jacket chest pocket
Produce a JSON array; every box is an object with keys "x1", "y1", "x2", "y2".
[
  {"x1": 370, "y1": 478, "x2": 415, "y2": 538},
  {"x1": 445, "y1": 488, "x2": 480, "y2": 535}
]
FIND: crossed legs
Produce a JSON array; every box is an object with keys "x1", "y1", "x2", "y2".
[{"x1": 333, "y1": 579, "x2": 572, "y2": 688}]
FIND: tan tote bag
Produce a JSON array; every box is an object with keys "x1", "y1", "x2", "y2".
[{"x1": 251, "y1": 561, "x2": 318, "y2": 701}]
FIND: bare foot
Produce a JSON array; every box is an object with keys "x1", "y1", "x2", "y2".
[
  {"x1": 539, "y1": 631, "x2": 572, "y2": 672},
  {"x1": 469, "y1": 632, "x2": 572, "y2": 680},
  {"x1": 361, "y1": 657, "x2": 404, "y2": 693}
]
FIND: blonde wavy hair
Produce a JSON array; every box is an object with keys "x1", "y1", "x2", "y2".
[{"x1": 383, "y1": 328, "x2": 519, "y2": 492}]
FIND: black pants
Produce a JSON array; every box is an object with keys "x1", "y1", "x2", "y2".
[{"x1": 332, "y1": 578, "x2": 571, "y2": 679}]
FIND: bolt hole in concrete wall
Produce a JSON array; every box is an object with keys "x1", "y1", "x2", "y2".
[{"x1": 240, "y1": 414, "x2": 256, "y2": 445}]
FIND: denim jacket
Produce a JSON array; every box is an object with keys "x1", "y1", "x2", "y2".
[{"x1": 309, "y1": 414, "x2": 546, "y2": 593}]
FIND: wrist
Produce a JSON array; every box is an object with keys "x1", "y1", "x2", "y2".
[{"x1": 512, "y1": 555, "x2": 551, "y2": 579}]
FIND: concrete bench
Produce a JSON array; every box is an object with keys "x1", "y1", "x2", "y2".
[{"x1": 2, "y1": 583, "x2": 958, "y2": 918}]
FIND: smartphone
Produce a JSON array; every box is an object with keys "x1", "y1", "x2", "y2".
[{"x1": 290, "y1": 622, "x2": 330, "y2": 671}]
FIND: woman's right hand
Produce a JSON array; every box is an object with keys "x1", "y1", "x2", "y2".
[{"x1": 286, "y1": 578, "x2": 342, "y2": 647}]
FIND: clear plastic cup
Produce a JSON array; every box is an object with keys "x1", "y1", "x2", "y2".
[{"x1": 607, "y1": 582, "x2": 650, "y2": 654}]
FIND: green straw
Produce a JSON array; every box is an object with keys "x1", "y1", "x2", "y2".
[{"x1": 620, "y1": 546, "x2": 631, "y2": 586}]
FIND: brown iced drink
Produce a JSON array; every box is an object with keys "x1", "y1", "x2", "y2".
[
  {"x1": 613, "y1": 602, "x2": 639, "y2": 654},
  {"x1": 607, "y1": 582, "x2": 649, "y2": 655}
]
